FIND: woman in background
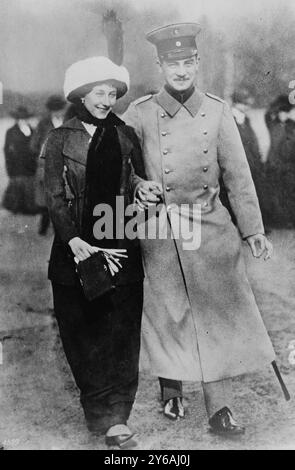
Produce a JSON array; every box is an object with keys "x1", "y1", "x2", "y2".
[{"x1": 2, "y1": 106, "x2": 37, "y2": 214}]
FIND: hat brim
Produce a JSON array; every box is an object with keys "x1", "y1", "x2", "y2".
[
  {"x1": 10, "y1": 111, "x2": 34, "y2": 119},
  {"x1": 67, "y1": 80, "x2": 128, "y2": 103},
  {"x1": 46, "y1": 101, "x2": 67, "y2": 111}
]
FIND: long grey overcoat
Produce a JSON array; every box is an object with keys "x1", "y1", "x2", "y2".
[{"x1": 123, "y1": 87, "x2": 276, "y2": 383}]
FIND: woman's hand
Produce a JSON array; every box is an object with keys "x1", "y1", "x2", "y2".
[
  {"x1": 70, "y1": 240, "x2": 128, "y2": 276},
  {"x1": 68, "y1": 237, "x2": 99, "y2": 261},
  {"x1": 103, "y1": 249, "x2": 128, "y2": 276},
  {"x1": 135, "y1": 181, "x2": 163, "y2": 210},
  {"x1": 246, "y1": 234, "x2": 273, "y2": 260}
]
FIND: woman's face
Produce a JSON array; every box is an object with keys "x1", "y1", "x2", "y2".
[{"x1": 83, "y1": 83, "x2": 117, "y2": 119}]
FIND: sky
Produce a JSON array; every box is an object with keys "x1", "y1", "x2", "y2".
[
  {"x1": 13, "y1": 0, "x2": 295, "y2": 18},
  {"x1": 0, "y1": 0, "x2": 294, "y2": 93}
]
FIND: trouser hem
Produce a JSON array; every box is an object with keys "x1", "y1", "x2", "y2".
[{"x1": 159, "y1": 377, "x2": 183, "y2": 402}]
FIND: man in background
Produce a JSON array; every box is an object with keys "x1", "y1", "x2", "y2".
[
  {"x1": 220, "y1": 89, "x2": 265, "y2": 225},
  {"x1": 31, "y1": 95, "x2": 67, "y2": 235}
]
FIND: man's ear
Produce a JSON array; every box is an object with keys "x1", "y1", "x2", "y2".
[{"x1": 156, "y1": 58, "x2": 163, "y2": 73}]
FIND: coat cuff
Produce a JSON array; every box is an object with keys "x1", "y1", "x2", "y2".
[
  {"x1": 132, "y1": 176, "x2": 145, "y2": 203},
  {"x1": 50, "y1": 218, "x2": 80, "y2": 245},
  {"x1": 63, "y1": 228, "x2": 80, "y2": 245},
  {"x1": 242, "y1": 230, "x2": 265, "y2": 241}
]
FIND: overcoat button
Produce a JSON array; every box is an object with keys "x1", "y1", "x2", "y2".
[
  {"x1": 203, "y1": 130, "x2": 208, "y2": 135},
  {"x1": 163, "y1": 149, "x2": 168, "y2": 155},
  {"x1": 201, "y1": 112, "x2": 206, "y2": 117},
  {"x1": 203, "y1": 184, "x2": 208, "y2": 190},
  {"x1": 203, "y1": 167, "x2": 208, "y2": 172},
  {"x1": 161, "y1": 113, "x2": 166, "y2": 118},
  {"x1": 166, "y1": 186, "x2": 171, "y2": 191},
  {"x1": 161, "y1": 131, "x2": 167, "y2": 136},
  {"x1": 203, "y1": 202, "x2": 208, "y2": 207},
  {"x1": 164, "y1": 168, "x2": 170, "y2": 174},
  {"x1": 203, "y1": 149, "x2": 208, "y2": 154}
]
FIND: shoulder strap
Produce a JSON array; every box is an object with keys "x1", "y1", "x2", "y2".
[
  {"x1": 133, "y1": 94, "x2": 153, "y2": 106},
  {"x1": 205, "y1": 92, "x2": 225, "y2": 104}
]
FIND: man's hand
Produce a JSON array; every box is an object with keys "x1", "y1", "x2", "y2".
[
  {"x1": 135, "y1": 181, "x2": 163, "y2": 210},
  {"x1": 68, "y1": 237, "x2": 99, "y2": 261},
  {"x1": 246, "y1": 234, "x2": 273, "y2": 260}
]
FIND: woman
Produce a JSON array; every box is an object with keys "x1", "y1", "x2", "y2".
[
  {"x1": 275, "y1": 105, "x2": 295, "y2": 227},
  {"x1": 43, "y1": 57, "x2": 145, "y2": 448},
  {"x1": 2, "y1": 106, "x2": 38, "y2": 214},
  {"x1": 264, "y1": 95, "x2": 293, "y2": 227}
]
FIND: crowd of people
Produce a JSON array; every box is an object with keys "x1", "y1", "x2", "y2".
[
  {"x1": 3, "y1": 89, "x2": 295, "y2": 234},
  {"x1": 2, "y1": 95, "x2": 67, "y2": 234},
  {"x1": 219, "y1": 90, "x2": 295, "y2": 230}
]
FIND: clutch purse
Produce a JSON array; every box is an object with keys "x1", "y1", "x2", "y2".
[{"x1": 76, "y1": 251, "x2": 114, "y2": 301}]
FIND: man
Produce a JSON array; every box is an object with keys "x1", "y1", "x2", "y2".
[
  {"x1": 220, "y1": 89, "x2": 265, "y2": 226},
  {"x1": 31, "y1": 95, "x2": 67, "y2": 235},
  {"x1": 123, "y1": 23, "x2": 277, "y2": 435},
  {"x1": 265, "y1": 94, "x2": 292, "y2": 165}
]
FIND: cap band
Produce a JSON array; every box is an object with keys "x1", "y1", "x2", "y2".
[
  {"x1": 157, "y1": 36, "x2": 197, "y2": 55},
  {"x1": 159, "y1": 48, "x2": 198, "y2": 61}
]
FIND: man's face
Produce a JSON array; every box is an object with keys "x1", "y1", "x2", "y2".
[
  {"x1": 160, "y1": 55, "x2": 198, "y2": 92},
  {"x1": 234, "y1": 97, "x2": 254, "y2": 114},
  {"x1": 288, "y1": 107, "x2": 295, "y2": 122},
  {"x1": 51, "y1": 109, "x2": 66, "y2": 120},
  {"x1": 278, "y1": 111, "x2": 289, "y2": 123}
]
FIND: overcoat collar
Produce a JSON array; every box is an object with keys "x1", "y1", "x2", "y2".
[
  {"x1": 61, "y1": 116, "x2": 90, "y2": 132},
  {"x1": 61, "y1": 115, "x2": 126, "y2": 132},
  {"x1": 156, "y1": 87, "x2": 204, "y2": 118},
  {"x1": 60, "y1": 116, "x2": 133, "y2": 166}
]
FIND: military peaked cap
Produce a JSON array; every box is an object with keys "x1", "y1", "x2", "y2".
[{"x1": 146, "y1": 23, "x2": 201, "y2": 60}]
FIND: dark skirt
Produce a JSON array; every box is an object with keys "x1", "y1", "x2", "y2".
[
  {"x1": 52, "y1": 280, "x2": 143, "y2": 434},
  {"x1": 2, "y1": 176, "x2": 39, "y2": 215},
  {"x1": 262, "y1": 163, "x2": 295, "y2": 228}
]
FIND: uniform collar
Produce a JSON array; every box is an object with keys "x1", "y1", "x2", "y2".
[{"x1": 156, "y1": 86, "x2": 204, "y2": 117}]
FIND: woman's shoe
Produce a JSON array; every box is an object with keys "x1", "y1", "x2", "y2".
[
  {"x1": 105, "y1": 425, "x2": 138, "y2": 449},
  {"x1": 163, "y1": 397, "x2": 185, "y2": 420}
]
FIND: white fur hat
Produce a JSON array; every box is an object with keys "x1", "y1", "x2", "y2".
[{"x1": 63, "y1": 56, "x2": 130, "y2": 102}]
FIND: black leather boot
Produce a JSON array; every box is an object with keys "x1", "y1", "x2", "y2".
[{"x1": 209, "y1": 407, "x2": 245, "y2": 435}]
